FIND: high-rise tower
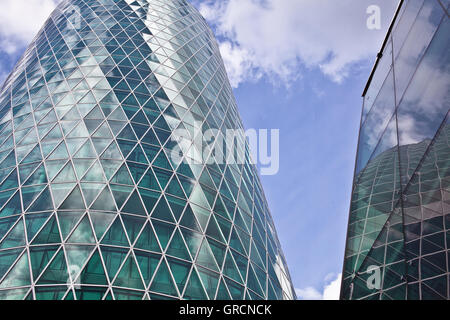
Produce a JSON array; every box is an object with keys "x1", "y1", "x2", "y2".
[
  {"x1": 0, "y1": 0, "x2": 295, "y2": 300},
  {"x1": 341, "y1": 0, "x2": 449, "y2": 300}
]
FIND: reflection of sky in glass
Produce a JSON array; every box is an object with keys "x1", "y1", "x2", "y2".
[
  {"x1": 394, "y1": 1, "x2": 444, "y2": 102},
  {"x1": 397, "y1": 18, "x2": 450, "y2": 146},
  {"x1": 356, "y1": 69, "x2": 395, "y2": 174},
  {"x1": 343, "y1": 0, "x2": 450, "y2": 300},
  {"x1": 362, "y1": 40, "x2": 393, "y2": 123}
]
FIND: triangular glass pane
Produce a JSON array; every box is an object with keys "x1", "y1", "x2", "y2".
[
  {"x1": 139, "y1": 188, "x2": 161, "y2": 214},
  {"x1": 50, "y1": 183, "x2": 76, "y2": 208},
  {"x1": 65, "y1": 245, "x2": 95, "y2": 281},
  {"x1": 53, "y1": 162, "x2": 76, "y2": 182},
  {"x1": 59, "y1": 185, "x2": 85, "y2": 210},
  {"x1": 230, "y1": 250, "x2": 248, "y2": 281},
  {"x1": 67, "y1": 215, "x2": 95, "y2": 243},
  {"x1": 122, "y1": 190, "x2": 147, "y2": 216},
  {"x1": 167, "y1": 257, "x2": 191, "y2": 293},
  {"x1": 0, "y1": 248, "x2": 23, "y2": 280},
  {"x1": 166, "y1": 196, "x2": 186, "y2": 222},
  {"x1": 76, "y1": 249, "x2": 108, "y2": 286},
  {"x1": 127, "y1": 145, "x2": 148, "y2": 164},
  {"x1": 180, "y1": 228, "x2": 203, "y2": 259},
  {"x1": 214, "y1": 195, "x2": 232, "y2": 219},
  {"x1": 206, "y1": 216, "x2": 225, "y2": 243},
  {"x1": 196, "y1": 239, "x2": 219, "y2": 272},
  {"x1": 110, "y1": 164, "x2": 133, "y2": 185},
  {"x1": 127, "y1": 161, "x2": 147, "y2": 184},
  {"x1": 166, "y1": 228, "x2": 191, "y2": 260},
  {"x1": 90, "y1": 186, "x2": 116, "y2": 211},
  {"x1": 208, "y1": 239, "x2": 226, "y2": 269},
  {"x1": 21, "y1": 185, "x2": 46, "y2": 210},
  {"x1": 25, "y1": 212, "x2": 51, "y2": 240},
  {"x1": 134, "y1": 250, "x2": 161, "y2": 287},
  {"x1": 153, "y1": 167, "x2": 171, "y2": 189},
  {"x1": 198, "y1": 266, "x2": 220, "y2": 299},
  {"x1": 36, "y1": 249, "x2": 70, "y2": 285},
  {"x1": 113, "y1": 254, "x2": 145, "y2": 290},
  {"x1": 247, "y1": 264, "x2": 264, "y2": 297},
  {"x1": 117, "y1": 139, "x2": 136, "y2": 158},
  {"x1": 47, "y1": 142, "x2": 69, "y2": 160},
  {"x1": 31, "y1": 215, "x2": 61, "y2": 245},
  {"x1": 151, "y1": 196, "x2": 175, "y2": 223},
  {"x1": 0, "y1": 192, "x2": 22, "y2": 218},
  {"x1": 80, "y1": 183, "x2": 104, "y2": 207},
  {"x1": 134, "y1": 222, "x2": 161, "y2": 252},
  {"x1": 166, "y1": 176, "x2": 184, "y2": 198},
  {"x1": 74, "y1": 140, "x2": 97, "y2": 159},
  {"x1": 110, "y1": 184, "x2": 134, "y2": 209},
  {"x1": 100, "y1": 159, "x2": 122, "y2": 180},
  {"x1": 0, "y1": 219, "x2": 25, "y2": 249},
  {"x1": 183, "y1": 268, "x2": 207, "y2": 300},
  {"x1": 29, "y1": 245, "x2": 59, "y2": 280},
  {"x1": 99, "y1": 246, "x2": 128, "y2": 281},
  {"x1": 216, "y1": 278, "x2": 231, "y2": 300},
  {"x1": 223, "y1": 251, "x2": 243, "y2": 283},
  {"x1": 89, "y1": 211, "x2": 116, "y2": 240},
  {"x1": 24, "y1": 163, "x2": 48, "y2": 186},
  {"x1": 0, "y1": 169, "x2": 18, "y2": 190},
  {"x1": 224, "y1": 278, "x2": 245, "y2": 300},
  {"x1": 215, "y1": 215, "x2": 232, "y2": 242},
  {"x1": 82, "y1": 161, "x2": 106, "y2": 182},
  {"x1": 191, "y1": 204, "x2": 210, "y2": 231},
  {"x1": 0, "y1": 251, "x2": 31, "y2": 288},
  {"x1": 152, "y1": 220, "x2": 175, "y2": 251},
  {"x1": 138, "y1": 169, "x2": 160, "y2": 190},
  {"x1": 179, "y1": 205, "x2": 202, "y2": 232},
  {"x1": 100, "y1": 217, "x2": 129, "y2": 247},
  {"x1": 101, "y1": 141, "x2": 122, "y2": 160},
  {"x1": 149, "y1": 259, "x2": 178, "y2": 296},
  {"x1": 121, "y1": 214, "x2": 146, "y2": 243}
]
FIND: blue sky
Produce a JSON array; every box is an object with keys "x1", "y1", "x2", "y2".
[{"x1": 0, "y1": 0, "x2": 399, "y2": 299}]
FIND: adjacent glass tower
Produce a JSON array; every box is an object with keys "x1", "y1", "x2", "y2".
[
  {"x1": 341, "y1": 0, "x2": 449, "y2": 300},
  {"x1": 0, "y1": 0, "x2": 295, "y2": 300}
]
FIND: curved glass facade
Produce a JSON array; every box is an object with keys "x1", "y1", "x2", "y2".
[
  {"x1": 342, "y1": 0, "x2": 449, "y2": 300},
  {"x1": 0, "y1": 0, "x2": 295, "y2": 300}
]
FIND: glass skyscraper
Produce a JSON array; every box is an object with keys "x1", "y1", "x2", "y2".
[
  {"x1": 0, "y1": 0, "x2": 295, "y2": 300},
  {"x1": 341, "y1": 0, "x2": 449, "y2": 300}
]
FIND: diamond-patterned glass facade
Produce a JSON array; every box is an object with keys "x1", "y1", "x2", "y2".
[
  {"x1": 0, "y1": 0, "x2": 295, "y2": 300},
  {"x1": 341, "y1": 0, "x2": 449, "y2": 300}
]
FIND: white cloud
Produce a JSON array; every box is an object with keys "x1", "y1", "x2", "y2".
[
  {"x1": 200, "y1": 0, "x2": 398, "y2": 87},
  {"x1": 0, "y1": 0, "x2": 60, "y2": 54},
  {"x1": 322, "y1": 273, "x2": 342, "y2": 300},
  {"x1": 296, "y1": 273, "x2": 342, "y2": 300},
  {"x1": 295, "y1": 286, "x2": 323, "y2": 300}
]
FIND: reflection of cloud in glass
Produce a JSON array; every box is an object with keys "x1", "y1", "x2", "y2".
[
  {"x1": 275, "y1": 254, "x2": 296, "y2": 300},
  {"x1": 356, "y1": 70, "x2": 395, "y2": 173},
  {"x1": 355, "y1": 2, "x2": 448, "y2": 174},
  {"x1": 398, "y1": 51, "x2": 450, "y2": 145},
  {"x1": 394, "y1": 1, "x2": 444, "y2": 101},
  {"x1": 0, "y1": 251, "x2": 28, "y2": 289}
]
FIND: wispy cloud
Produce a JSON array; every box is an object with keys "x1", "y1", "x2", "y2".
[
  {"x1": 0, "y1": 0, "x2": 60, "y2": 54},
  {"x1": 200, "y1": 0, "x2": 398, "y2": 87},
  {"x1": 296, "y1": 273, "x2": 342, "y2": 300}
]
